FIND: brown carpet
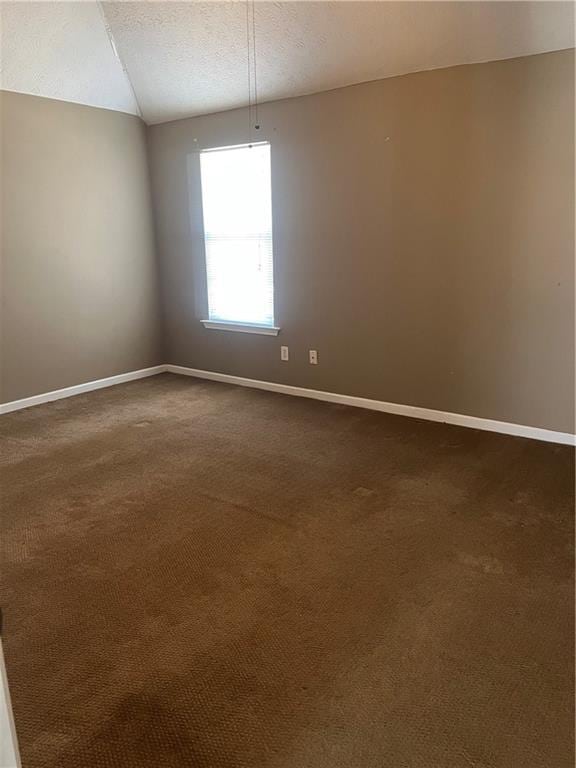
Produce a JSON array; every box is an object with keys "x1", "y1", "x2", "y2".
[{"x1": 1, "y1": 373, "x2": 574, "y2": 768}]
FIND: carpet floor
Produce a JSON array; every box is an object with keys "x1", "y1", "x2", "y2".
[{"x1": 0, "y1": 373, "x2": 574, "y2": 768}]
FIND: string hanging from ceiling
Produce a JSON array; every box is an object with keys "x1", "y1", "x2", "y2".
[{"x1": 245, "y1": 0, "x2": 260, "y2": 144}]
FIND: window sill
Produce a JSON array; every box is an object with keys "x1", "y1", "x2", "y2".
[{"x1": 201, "y1": 320, "x2": 280, "y2": 336}]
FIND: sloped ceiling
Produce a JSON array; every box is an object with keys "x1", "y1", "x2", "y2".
[
  {"x1": 0, "y1": 1, "x2": 139, "y2": 115},
  {"x1": 1, "y1": 1, "x2": 574, "y2": 125}
]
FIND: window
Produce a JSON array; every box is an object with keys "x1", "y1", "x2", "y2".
[{"x1": 199, "y1": 142, "x2": 276, "y2": 333}]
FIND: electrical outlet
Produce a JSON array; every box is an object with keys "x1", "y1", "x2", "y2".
[
  {"x1": 280, "y1": 345, "x2": 289, "y2": 362},
  {"x1": 309, "y1": 350, "x2": 318, "y2": 365}
]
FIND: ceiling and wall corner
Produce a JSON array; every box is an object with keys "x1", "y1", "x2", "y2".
[{"x1": 1, "y1": 1, "x2": 574, "y2": 125}]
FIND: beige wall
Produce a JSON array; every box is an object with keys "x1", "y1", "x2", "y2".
[
  {"x1": 0, "y1": 91, "x2": 162, "y2": 403},
  {"x1": 149, "y1": 50, "x2": 575, "y2": 433}
]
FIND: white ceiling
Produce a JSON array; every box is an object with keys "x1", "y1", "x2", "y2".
[
  {"x1": 0, "y1": 2, "x2": 138, "y2": 115},
  {"x1": 1, "y1": 1, "x2": 574, "y2": 125}
]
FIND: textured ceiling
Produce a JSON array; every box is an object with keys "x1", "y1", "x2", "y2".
[
  {"x1": 1, "y1": 1, "x2": 574, "y2": 125},
  {"x1": 0, "y1": 1, "x2": 138, "y2": 115},
  {"x1": 106, "y1": 1, "x2": 575, "y2": 123}
]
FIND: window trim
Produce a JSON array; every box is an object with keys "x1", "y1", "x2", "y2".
[
  {"x1": 201, "y1": 141, "x2": 269, "y2": 154},
  {"x1": 200, "y1": 320, "x2": 280, "y2": 336},
  {"x1": 199, "y1": 141, "x2": 277, "y2": 331}
]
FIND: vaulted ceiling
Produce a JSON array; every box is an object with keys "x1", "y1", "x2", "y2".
[{"x1": 1, "y1": 1, "x2": 574, "y2": 125}]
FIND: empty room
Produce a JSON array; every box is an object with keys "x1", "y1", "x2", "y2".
[{"x1": 0, "y1": 1, "x2": 574, "y2": 766}]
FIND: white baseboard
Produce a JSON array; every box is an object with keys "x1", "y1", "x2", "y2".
[
  {"x1": 1, "y1": 362, "x2": 573, "y2": 445},
  {"x1": 0, "y1": 365, "x2": 167, "y2": 415},
  {"x1": 166, "y1": 364, "x2": 576, "y2": 446}
]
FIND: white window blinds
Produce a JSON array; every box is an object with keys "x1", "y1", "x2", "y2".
[{"x1": 199, "y1": 142, "x2": 275, "y2": 327}]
